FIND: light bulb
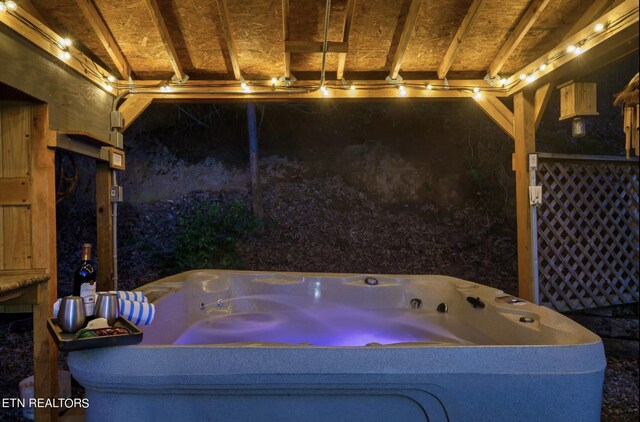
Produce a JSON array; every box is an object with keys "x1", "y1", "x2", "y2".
[
  {"x1": 6, "y1": 1, "x2": 17, "y2": 11},
  {"x1": 349, "y1": 84, "x2": 355, "y2": 91},
  {"x1": 499, "y1": 78, "x2": 508, "y2": 87},
  {"x1": 539, "y1": 63, "x2": 547, "y2": 71},
  {"x1": 321, "y1": 86, "x2": 329, "y2": 96},
  {"x1": 398, "y1": 86, "x2": 406, "y2": 96},
  {"x1": 107, "y1": 75, "x2": 115, "y2": 82},
  {"x1": 575, "y1": 46, "x2": 583, "y2": 55},
  {"x1": 566, "y1": 45, "x2": 576, "y2": 53},
  {"x1": 104, "y1": 84, "x2": 113, "y2": 92},
  {"x1": 519, "y1": 74, "x2": 527, "y2": 80},
  {"x1": 473, "y1": 87, "x2": 480, "y2": 93},
  {"x1": 0, "y1": 3, "x2": 6, "y2": 12},
  {"x1": 271, "y1": 77, "x2": 278, "y2": 85},
  {"x1": 525, "y1": 75, "x2": 534, "y2": 83},
  {"x1": 240, "y1": 81, "x2": 248, "y2": 89},
  {"x1": 61, "y1": 38, "x2": 72, "y2": 47},
  {"x1": 594, "y1": 23, "x2": 604, "y2": 32},
  {"x1": 474, "y1": 92, "x2": 482, "y2": 99},
  {"x1": 426, "y1": 83, "x2": 432, "y2": 90},
  {"x1": 160, "y1": 85, "x2": 172, "y2": 92},
  {"x1": 59, "y1": 51, "x2": 71, "y2": 60}
]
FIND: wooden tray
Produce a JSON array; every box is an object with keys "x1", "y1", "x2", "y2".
[{"x1": 47, "y1": 317, "x2": 143, "y2": 352}]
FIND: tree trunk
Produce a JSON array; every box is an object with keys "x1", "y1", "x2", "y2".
[{"x1": 247, "y1": 103, "x2": 264, "y2": 220}]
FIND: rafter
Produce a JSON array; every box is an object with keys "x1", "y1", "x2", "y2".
[
  {"x1": 143, "y1": 0, "x2": 185, "y2": 81},
  {"x1": 75, "y1": 0, "x2": 130, "y2": 79},
  {"x1": 506, "y1": 0, "x2": 639, "y2": 95},
  {"x1": 336, "y1": 0, "x2": 356, "y2": 80},
  {"x1": 563, "y1": 0, "x2": 614, "y2": 41},
  {"x1": 488, "y1": 0, "x2": 550, "y2": 78},
  {"x1": 215, "y1": 0, "x2": 242, "y2": 80},
  {"x1": 437, "y1": 0, "x2": 485, "y2": 80},
  {"x1": 389, "y1": 0, "x2": 423, "y2": 80},
  {"x1": 282, "y1": 0, "x2": 290, "y2": 79}
]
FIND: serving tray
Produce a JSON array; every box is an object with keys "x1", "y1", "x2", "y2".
[{"x1": 47, "y1": 317, "x2": 143, "y2": 352}]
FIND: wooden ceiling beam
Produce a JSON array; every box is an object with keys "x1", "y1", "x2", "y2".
[
  {"x1": 336, "y1": 0, "x2": 356, "y2": 80},
  {"x1": 563, "y1": 0, "x2": 614, "y2": 41},
  {"x1": 389, "y1": 0, "x2": 423, "y2": 80},
  {"x1": 282, "y1": 0, "x2": 290, "y2": 79},
  {"x1": 0, "y1": 4, "x2": 115, "y2": 94},
  {"x1": 437, "y1": 0, "x2": 486, "y2": 80},
  {"x1": 285, "y1": 41, "x2": 349, "y2": 54},
  {"x1": 488, "y1": 0, "x2": 550, "y2": 79},
  {"x1": 506, "y1": 0, "x2": 638, "y2": 95},
  {"x1": 75, "y1": 0, "x2": 130, "y2": 79},
  {"x1": 215, "y1": 0, "x2": 242, "y2": 81},
  {"x1": 119, "y1": 78, "x2": 504, "y2": 100},
  {"x1": 143, "y1": 0, "x2": 186, "y2": 81}
]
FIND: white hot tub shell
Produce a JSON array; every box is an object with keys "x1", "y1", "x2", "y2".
[{"x1": 68, "y1": 270, "x2": 605, "y2": 421}]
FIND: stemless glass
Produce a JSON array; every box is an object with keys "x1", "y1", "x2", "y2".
[
  {"x1": 58, "y1": 296, "x2": 86, "y2": 333},
  {"x1": 95, "y1": 292, "x2": 119, "y2": 325}
]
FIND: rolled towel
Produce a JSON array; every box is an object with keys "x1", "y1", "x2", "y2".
[
  {"x1": 119, "y1": 299, "x2": 155, "y2": 326},
  {"x1": 108, "y1": 290, "x2": 148, "y2": 303}
]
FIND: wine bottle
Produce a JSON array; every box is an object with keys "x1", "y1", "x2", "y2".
[{"x1": 73, "y1": 243, "x2": 97, "y2": 316}]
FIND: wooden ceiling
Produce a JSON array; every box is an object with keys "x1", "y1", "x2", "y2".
[
  {"x1": 1, "y1": 0, "x2": 637, "y2": 103},
  {"x1": 16, "y1": 0, "x2": 629, "y2": 81}
]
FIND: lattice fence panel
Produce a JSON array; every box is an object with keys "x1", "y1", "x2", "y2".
[{"x1": 536, "y1": 159, "x2": 639, "y2": 311}]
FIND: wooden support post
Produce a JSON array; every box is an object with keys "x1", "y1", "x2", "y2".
[
  {"x1": 513, "y1": 91, "x2": 536, "y2": 302},
  {"x1": 96, "y1": 162, "x2": 114, "y2": 291},
  {"x1": 247, "y1": 103, "x2": 263, "y2": 220},
  {"x1": 31, "y1": 104, "x2": 58, "y2": 422}
]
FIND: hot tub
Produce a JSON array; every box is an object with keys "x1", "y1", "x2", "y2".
[{"x1": 68, "y1": 270, "x2": 605, "y2": 421}]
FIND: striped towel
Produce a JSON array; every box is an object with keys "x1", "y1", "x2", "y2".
[
  {"x1": 108, "y1": 290, "x2": 148, "y2": 303},
  {"x1": 119, "y1": 299, "x2": 155, "y2": 326}
]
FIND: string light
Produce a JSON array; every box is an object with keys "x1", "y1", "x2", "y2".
[
  {"x1": 5, "y1": 1, "x2": 16, "y2": 10},
  {"x1": 499, "y1": 78, "x2": 508, "y2": 87},
  {"x1": 473, "y1": 87, "x2": 480, "y2": 93},
  {"x1": 574, "y1": 46, "x2": 583, "y2": 55},
  {"x1": 0, "y1": 3, "x2": 6, "y2": 12},
  {"x1": 539, "y1": 63, "x2": 547, "y2": 71},
  {"x1": 61, "y1": 38, "x2": 72, "y2": 47},
  {"x1": 525, "y1": 75, "x2": 534, "y2": 83},
  {"x1": 320, "y1": 85, "x2": 329, "y2": 96},
  {"x1": 349, "y1": 84, "x2": 356, "y2": 91},
  {"x1": 103, "y1": 84, "x2": 113, "y2": 92},
  {"x1": 566, "y1": 44, "x2": 576, "y2": 53},
  {"x1": 271, "y1": 77, "x2": 278, "y2": 87},
  {"x1": 59, "y1": 51, "x2": 71, "y2": 60},
  {"x1": 594, "y1": 23, "x2": 605, "y2": 32},
  {"x1": 426, "y1": 83, "x2": 433, "y2": 90},
  {"x1": 474, "y1": 91, "x2": 482, "y2": 99},
  {"x1": 519, "y1": 74, "x2": 527, "y2": 80},
  {"x1": 107, "y1": 75, "x2": 116, "y2": 83},
  {"x1": 160, "y1": 85, "x2": 172, "y2": 92},
  {"x1": 398, "y1": 85, "x2": 407, "y2": 96}
]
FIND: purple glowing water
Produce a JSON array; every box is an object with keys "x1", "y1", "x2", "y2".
[{"x1": 174, "y1": 298, "x2": 481, "y2": 346}]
